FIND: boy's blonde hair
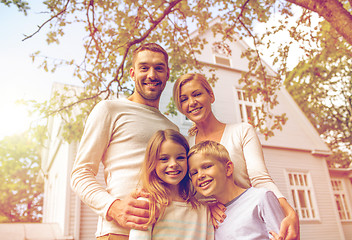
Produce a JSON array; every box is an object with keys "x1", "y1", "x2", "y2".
[
  {"x1": 141, "y1": 129, "x2": 198, "y2": 224},
  {"x1": 188, "y1": 140, "x2": 231, "y2": 168}
]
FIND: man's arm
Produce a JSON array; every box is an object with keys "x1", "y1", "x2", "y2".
[
  {"x1": 71, "y1": 101, "x2": 153, "y2": 229},
  {"x1": 70, "y1": 101, "x2": 118, "y2": 217}
]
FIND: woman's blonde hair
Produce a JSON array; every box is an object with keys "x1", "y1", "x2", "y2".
[
  {"x1": 141, "y1": 129, "x2": 198, "y2": 224},
  {"x1": 172, "y1": 73, "x2": 214, "y2": 136}
]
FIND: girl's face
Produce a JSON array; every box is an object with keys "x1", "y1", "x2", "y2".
[
  {"x1": 179, "y1": 80, "x2": 215, "y2": 124},
  {"x1": 155, "y1": 140, "x2": 187, "y2": 188}
]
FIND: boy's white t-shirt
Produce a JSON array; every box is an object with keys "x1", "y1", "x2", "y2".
[{"x1": 215, "y1": 187, "x2": 285, "y2": 240}]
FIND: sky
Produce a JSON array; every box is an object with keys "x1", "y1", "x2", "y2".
[{"x1": 0, "y1": 2, "x2": 84, "y2": 140}]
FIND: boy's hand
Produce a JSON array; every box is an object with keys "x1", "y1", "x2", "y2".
[{"x1": 209, "y1": 202, "x2": 226, "y2": 229}]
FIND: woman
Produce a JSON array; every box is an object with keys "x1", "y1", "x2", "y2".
[{"x1": 173, "y1": 73, "x2": 299, "y2": 240}]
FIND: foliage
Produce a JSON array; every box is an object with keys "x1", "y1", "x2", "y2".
[
  {"x1": 0, "y1": 131, "x2": 44, "y2": 222},
  {"x1": 1, "y1": 0, "x2": 29, "y2": 15},
  {"x1": 285, "y1": 20, "x2": 352, "y2": 167},
  {"x1": 20, "y1": 0, "x2": 352, "y2": 142}
]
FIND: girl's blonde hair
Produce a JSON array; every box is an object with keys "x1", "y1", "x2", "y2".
[
  {"x1": 172, "y1": 73, "x2": 214, "y2": 136},
  {"x1": 141, "y1": 129, "x2": 199, "y2": 224}
]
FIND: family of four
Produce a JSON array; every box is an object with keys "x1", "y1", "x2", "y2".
[{"x1": 71, "y1": 43, "x2": 299, "y2": 240}]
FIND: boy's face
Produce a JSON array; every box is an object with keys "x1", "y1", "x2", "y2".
[{"x1": 188, "y1": 153, "x2": 228, "y2": 198}]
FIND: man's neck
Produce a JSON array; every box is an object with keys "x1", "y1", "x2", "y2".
[{"x1": 127, "y1": 94, "x2": 159, "y2": 109}]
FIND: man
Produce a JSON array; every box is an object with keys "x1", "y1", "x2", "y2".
[{"x1": 71, "y1": 43, "x2": 178, "y2": 240}]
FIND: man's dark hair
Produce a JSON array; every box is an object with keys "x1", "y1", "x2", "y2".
[{"x1": 132, "y1": 43, "x2": 169, "y2": 68}]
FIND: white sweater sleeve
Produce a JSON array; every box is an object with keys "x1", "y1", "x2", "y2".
[
  {"x1": 71, "y1": 101, "x2": 117, "y2": 219},
  {"x1": 240, "y1": 123, "x2": 284, "y2": 199}
]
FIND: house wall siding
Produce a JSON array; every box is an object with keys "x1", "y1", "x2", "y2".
[
  {"x1": 329, "y1": 173, "x2": 352, "y2": 240},
  {"x1": 263, "y1": 148, "x2": 344, "y2": 239},
  {"x1": 78, "y1": 163, "x2": 106, "y2": 239},
  {"x1": 42, "y1": 114, "x2": 72, "y2": 235},
  {"x1": 79, "y1": 203, "x2": 99, "y2": 240},
  {"x1": 342, "y1": 222, "x2": 352, "y2": 239}
]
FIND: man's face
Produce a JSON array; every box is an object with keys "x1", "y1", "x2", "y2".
[{"x1": 130, "y1": 50, "x2": 169, "y2": 106}]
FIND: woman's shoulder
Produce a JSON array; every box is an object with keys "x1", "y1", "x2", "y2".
[{"x1": 225, "y1": 122, "x2": 255, "y2": 134}]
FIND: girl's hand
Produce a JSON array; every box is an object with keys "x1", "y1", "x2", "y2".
[{"x1": 209, "y1": 202, "x2": 226, "y2": 229}]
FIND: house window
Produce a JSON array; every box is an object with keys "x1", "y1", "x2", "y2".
[
  {"x1": 331, "y1": 179, "x2": 352, "y2": 221},
  {"x1": 215, "y1": 56, "x2": 231, "y2": 67},
  {"x1": 212, "y1": 42, "x2": 231, "y2": 67},
  {"x1": 287, "y1": 171, "x2": 319, "y2": 220},
  {"x1": 236, "y1": 89, "x2": 260, "y2": 125}
]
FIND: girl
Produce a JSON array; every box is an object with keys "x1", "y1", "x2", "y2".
[
  {"x1": 173, "y1": 73, "x2": 299, "y2": 240},
  {"x1": 129, "y1": 129, "x2": 214, "y2": 240}
]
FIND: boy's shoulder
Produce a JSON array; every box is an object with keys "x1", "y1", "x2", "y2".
[{"x1": 237, "y1": 187, "x2": 276, "y2": 203}]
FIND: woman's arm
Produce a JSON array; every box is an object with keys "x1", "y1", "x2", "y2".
[
  {"x1": 278, "y1": 198, "x2": 300, "y2": 240},
  {"x1": 240, "y1": 124, "x2": 299, "y2": 239},
  {"x1": 209, "y1": 202, "x2": 226, "y2": 229},
  {"x1": 241, "y1": 123, "x2": 283, "y2": 198}
]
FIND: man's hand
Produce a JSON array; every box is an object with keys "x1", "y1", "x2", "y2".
[{"x1": 107, "y1": 190, "x2": 152, "y2": 231}]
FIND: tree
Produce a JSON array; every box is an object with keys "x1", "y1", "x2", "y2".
[
  {"x1": 287, "y1": 0, "x2": 352, "y2": 46},
  {"x1": 285, "y1": 20, "x2": 352, "y2": 167},
  {"x1": 0, "y1": 131, "x2": 44, "y2": 222},
  {"x1": 19, "y1": 0, "x2": 351, "y2": 142}
]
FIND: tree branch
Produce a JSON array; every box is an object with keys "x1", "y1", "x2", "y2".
[
  {"x1": 110, "y1": 0, "x2": 183, "y2": 89},
  {"x1": 287, "y1": 0, "x2": 352, "y2": 46},
  {"x1": 225, "y1": 0, "x2": 251, "y2": 35},
  {"x1": 22, "y1": 0, "x2": 71, "y2": 41}
]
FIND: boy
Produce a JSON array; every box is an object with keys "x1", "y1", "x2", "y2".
[{"x1": 188, "y1": 140, "x2": 285, "y2": 240}]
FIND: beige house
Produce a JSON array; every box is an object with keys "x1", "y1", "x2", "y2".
[{"x1": 37, "y1": 20, "x2": 352, "y2": 240}]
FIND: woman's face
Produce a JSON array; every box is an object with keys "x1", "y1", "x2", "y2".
[{"x1": 179, "y1": 80, "x2": 214, "y2": 124}]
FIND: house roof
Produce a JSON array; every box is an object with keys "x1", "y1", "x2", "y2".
[
  {"x1": 329, "y1": 167, "x2": 352, "y2": 179},
  {"x1": 0, "y1": 223, "x2": 70, "y2": 240}
]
